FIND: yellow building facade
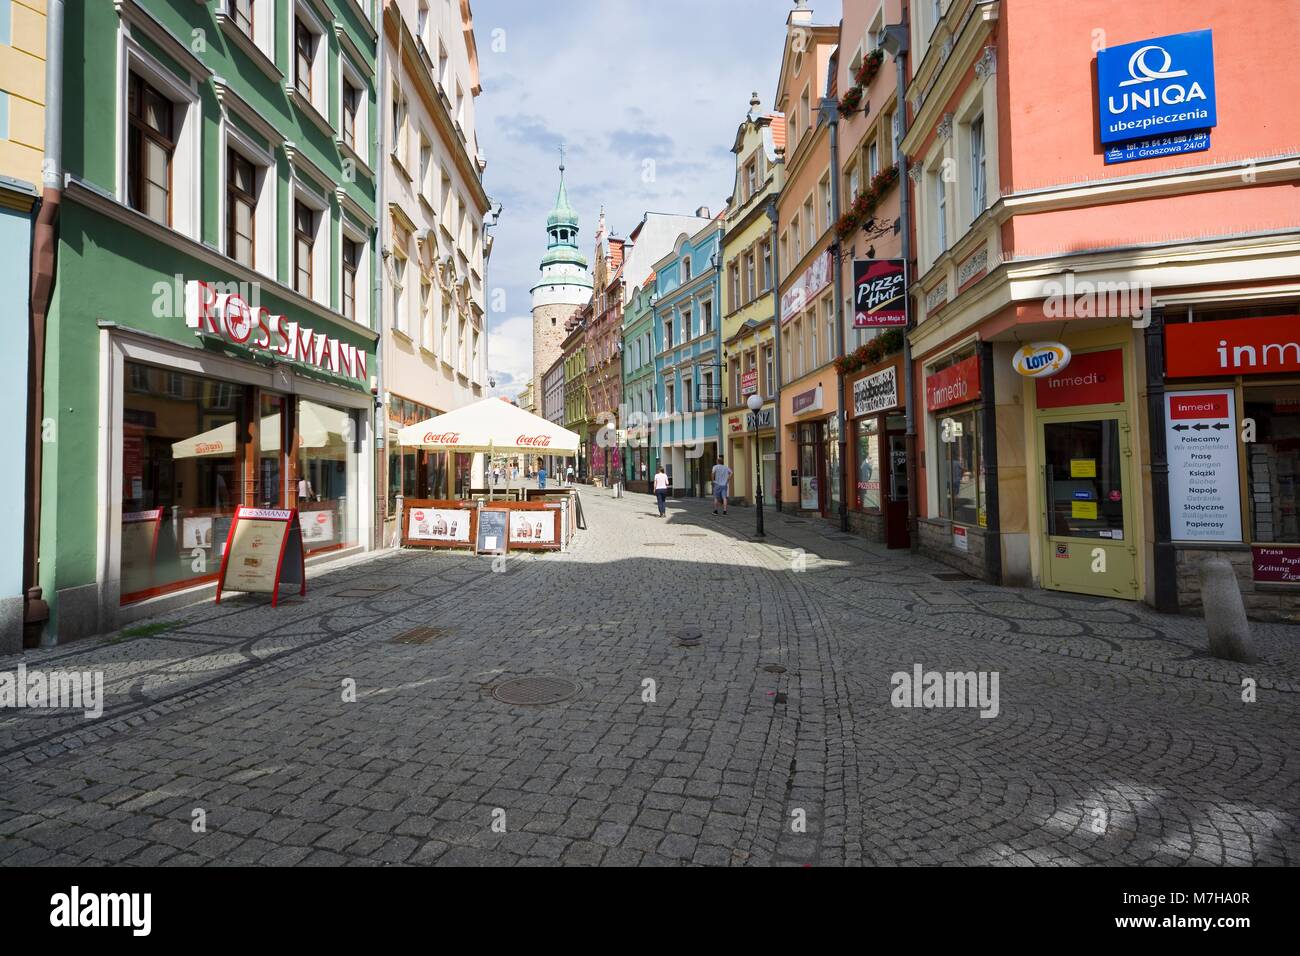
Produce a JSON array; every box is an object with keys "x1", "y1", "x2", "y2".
[
  {"x1": 0, "y1": 0, "x2": 45, "y2": 188},
  {"x1": 720, "y1": 96, "x2": 785, "y2": 505}
]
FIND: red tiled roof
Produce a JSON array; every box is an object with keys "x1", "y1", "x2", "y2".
[{"x1": 768, "y1": 112, "x2": 787, "y2": 154}]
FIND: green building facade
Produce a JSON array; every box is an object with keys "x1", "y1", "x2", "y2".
[{"x1": 41, "y1": 0, "x2": 379, "y2": 641}]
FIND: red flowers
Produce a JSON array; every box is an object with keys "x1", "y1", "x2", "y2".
[
  {"x1": 833, "y1": 163, "x2": 900, "y2": 241},
  {"x1": 834, "y1": 328, "x2": 905, "y2": 375}
]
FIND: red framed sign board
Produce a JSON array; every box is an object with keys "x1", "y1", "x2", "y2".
[{"x1": 215, "y1": 507, "x2": 306, "y2": 606}]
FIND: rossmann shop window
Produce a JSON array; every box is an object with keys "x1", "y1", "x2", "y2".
[
  {"x1": 1159, "y1": 307, "x2": 1300, "y2": 620},
  {"x1": 114, "y1": 280, "x2": 373, "y2": 608}
]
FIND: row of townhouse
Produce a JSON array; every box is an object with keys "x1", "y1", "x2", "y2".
[
  {"x1": 3, "y1": 0, "x2": 494, "y2": 651},
  {"x1": 530, "y1": 0, "x2": 1299, "y2": 622}
]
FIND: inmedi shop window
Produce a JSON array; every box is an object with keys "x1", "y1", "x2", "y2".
[
  {"x1": 937, "y1": 408, "x2": 984, "y2": 526},
  {"x1": 1245, "y1": 385, "x2": 1300, "y2": 543},
  {"x1": 1043, "y1": 419, "x2": 1125, "y2": 540},
  {"x1": 121, "y1": 363, "x2": 249, "y2": 602}
]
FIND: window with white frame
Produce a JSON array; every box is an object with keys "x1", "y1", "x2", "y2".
[
  {"x1": 932, "y1": 167, "x2": 948, "y2": 254},
  {"x1": 810, "y1": 309, "x2": 818, "y2": 368},
  {"x1": 681, "y1": 306, "x2": 693, "y2": 340},
  {"x1": 824, "y1": 295, "x2": 836, "y2": 365},
  {"x1": 441, "y1": 298, "x2": 452, "y2": 358},
  {"x1": 121, "y1": 43, "x2": 201, "y2": 239},
  {"x1": 224, "y1": 0, "x2": 274, "y2": 61},
  {"x1": 819, "y1": 175, "x2": 831, "y2": 231},
  {"x1": 745, "y1": 253, "x2": 756, "y2": 302},
  {"x1": 339, "y1": 57, "x2": 368, "y2": 166},
  {"x1": 341, "y1": 236, "x2": 360, "y2": 322},
  {"x1": 847, "y1": 161, "x2": 861, "y2": 202},
  {"x1": 391, "y1": 249, "x2": 408, "y2": 335},
  {"x1": 419, "y1": 279, "x2": 432, "y2": 348},
  {"x1": 803, "y1": 197, "x2": 814, "y2": 246},
  {"x1": 868, "y1": 141, "x2": 879, "y2": 179},
  {"x1": 292, "y1": 8, "x2": 328, "y2": 119},
  {"x1": 681, "y1": 255, "x2": 692, "y2": 282},
  {"x1": 702, "y1": 300, "x2": 713, "y2": 336},
  {"x1": 970, "y1": 114, "x2": 987, "y2": 220},
  {"x1": 292, "y1": 180, "x2": 330, "y2": 304},
  {"x1": 763, "y1": 344, "x2": 774, "y2": 397},
  {"x1": 223, "y1": 127, "x2": 275, "y2": 277},
  {"x1": 419, "y1": 134, "x2": 432, "y2": 201}
]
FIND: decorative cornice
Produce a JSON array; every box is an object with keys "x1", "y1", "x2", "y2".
[
  {"x1": 925, "y1": 281, "x2": 949, "y2": 312},
  {"x1": 975, "y1": 45, "x2": 997, "y2": 80},
  {"x1": 116, "y1": 0, "x2": 212, "y2": 79},
  {"x1": 937, "y1": 112, "x2": 954, "y2": 141}
]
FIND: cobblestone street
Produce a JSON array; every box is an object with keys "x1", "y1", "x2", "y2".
[{"x1": 1, "y1": 489, "x2": 1297, "y2": 867}]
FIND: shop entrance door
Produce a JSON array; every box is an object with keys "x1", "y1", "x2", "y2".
[
  {"x1": 885, "y1": 429, "x2": 910, "y2": 549},
  {"x1": 1039, "y1": 415, "x2": 1138, "y2": 600}
]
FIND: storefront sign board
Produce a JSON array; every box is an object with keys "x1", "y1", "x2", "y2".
[
  {"x1": 1252, "y1": 546, "x2": 1300, "y2": 584},
  {"x1": 851, "y1": 259, "x2": 907, "y2": 328},
  {"x1": 853, "y1": 366, "x2": 899, "y2": 417},
  {"x1": 215, "y1": 507, "x2": 305, "y2": 606},
  {"x1": 406, "y1": 503, "x2": 475, "y2": 548},
  {"x1": 780, "y1": 251, "x2": 832, "y2": 324},
  {"x1": 1165, "y1": 315, "x2": 1300, "y2": 378},
  {"x1": 1166, "y1": 390, "x2": 1241, "y2": 541},
  {"x1": 926, "y1": 356, "x2": 981, "y2": 412},
  {"x1": 1097, "y1": 30, "x2": 1216, "y2": 146},
  {"x1": 1035, "y1": 349, "x2": 1124, "y2": 408}
]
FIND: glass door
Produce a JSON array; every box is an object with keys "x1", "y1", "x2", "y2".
[{"x1": 1040, "y1": 415, "x2": 1138, "y2": 599}]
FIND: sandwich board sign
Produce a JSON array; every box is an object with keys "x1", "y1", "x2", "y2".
[
  {"x1": 476, "y1": 508, "x2": 508, "y2": 555},
  {"x1": 215, "y1": 507, "x2": 307, "y2": 606}
]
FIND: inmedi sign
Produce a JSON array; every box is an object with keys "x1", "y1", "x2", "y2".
[{"x1": 183, "y1": 280, "x2": 369, "y2": 384}]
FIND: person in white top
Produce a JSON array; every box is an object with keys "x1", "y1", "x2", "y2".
[
  {"x1": 711, "y1": 456, "x2": 733, "y2": 515},
  {"x1": 653, "y1": 464, "x2": 670, "y2": 518}
]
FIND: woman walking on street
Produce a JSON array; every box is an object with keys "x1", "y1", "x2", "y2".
[{"x1": 653, "y1": 464, "x2": 670, "y2": 518}]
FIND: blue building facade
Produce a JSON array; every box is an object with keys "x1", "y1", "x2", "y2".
[{"x1": 652, "y1": 220, "x2": 724, "y2": 496}]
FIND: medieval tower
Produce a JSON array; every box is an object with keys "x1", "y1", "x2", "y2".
[{"x1": 530, "y1": 152, "x2": 592, "y2": 386}]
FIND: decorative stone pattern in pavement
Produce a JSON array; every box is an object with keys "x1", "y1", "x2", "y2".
[{"x1": 0, "y1": 490, "x2": 1296, "y2": 866}]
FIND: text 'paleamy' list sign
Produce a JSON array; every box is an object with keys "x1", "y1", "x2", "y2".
[
  {"x1": 852, "y1": 259, "x2": 907, "y2": 328},
  {"x1": 1166, "y1": 390, "x2": 1241, "y2": 542},
  {"x1": 1097, "y1": 30, "x2": 1216, "y2": 164},
  {"x1": 184, "y1": 280, "x2": 368, "y2": 383}
]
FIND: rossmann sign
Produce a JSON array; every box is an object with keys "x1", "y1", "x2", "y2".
[{"x1": 1097, "y1": 30, "x2": 1216, "y2": 146}]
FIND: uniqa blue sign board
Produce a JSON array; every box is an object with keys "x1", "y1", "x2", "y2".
[{"x1": 1097, "y1": 29, "x2": 1216, "y2": 146}]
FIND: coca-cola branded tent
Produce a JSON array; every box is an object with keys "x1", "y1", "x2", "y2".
[{"x1": 396, "y1": 397, "x2": 581, "y2": 455}]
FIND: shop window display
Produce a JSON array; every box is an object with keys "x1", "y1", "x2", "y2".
[
  {"x1": 120, "y1": 363, "x2": 249, "y2": 602},
  {"x1": 1245, "y1": 385, "x2": 1300, "y2": 543},
  {"x1": 937, "y1": 407, "x2": 984, "y2": 527},
  {"x1": 855, "y1": 418, "x2": 881, "y2": 511},
  {"x1": 297, "y1": 400, "x2": 359, "y2": 554}
]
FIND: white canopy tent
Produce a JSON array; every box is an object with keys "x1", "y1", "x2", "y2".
[{"x1": 397, "y1": 397, "x2": 581, "y2": 499}]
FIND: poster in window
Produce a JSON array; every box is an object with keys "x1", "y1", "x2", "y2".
[
  {"x1": 301, "y1": 509, "x2": 336, "y2": 545},
  {"x1": 181, "y1": 515, "x2": 214, "y2": 550}
]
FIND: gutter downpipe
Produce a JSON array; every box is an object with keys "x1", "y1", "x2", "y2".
[
  {"x1": 24, "y1": 0, "x2": 64, "y2": 646},
  {"x1": 885, "y1": 22, "x2": 919, "y2": 552},
  {"x1": 374, "y1": 9, "x2": 388, "y2": 549},
  {"x1": 820, "y1": 78, "x2": 848, "y2": 533},
  {"x1": 764, "y1": 197, "x2": 782, "y2": 512}
]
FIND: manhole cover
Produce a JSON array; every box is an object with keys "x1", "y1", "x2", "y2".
[
  {"x1": 674, "y1": 629, "x2": 702, "y2": 647},
  {"x1": 390, "y1": 626, "x2": 451, "y2": 645},
  {"x1": 762, "y1": 664, "x2": 786, "y2": 674},
  {"x1": 931, "y1": 572, "x2": 970, "y2": 582},
  {"x1": 492, "y1": 676, "x2": 581, "y2": 706}
]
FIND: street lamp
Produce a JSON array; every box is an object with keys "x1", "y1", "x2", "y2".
[{"x1": 747, "y1": 393, "x2": 765, "y2": 537}]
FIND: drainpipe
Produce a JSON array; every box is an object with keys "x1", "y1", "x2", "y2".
[
  {"x1": 373, "y1": 12, "x2": 387, "y2": 548},
  {"x1": 882, "y1": 22, "x2": 917, "y2": 551},
  {"x1": 23, "y1": 0, "x2": 64, "y2": 645},
  {"x1": 765, "y1": 198, "x2": 783, "y2": 512},
  {"x1": 819, "y1": 87, "x2": 848, "y2": 533}
]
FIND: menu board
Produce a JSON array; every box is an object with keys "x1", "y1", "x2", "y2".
[
  {"x1": 214, "y1": 507, "x2": 306, "y2": 606},
  {"x1": 1167, "y1": 390, "x2": 1241, "y2": 541},
  {"x1": 408, "y1": 507, "x2": 472, "y2": 543},
  {"x1": 476, "y1": 509, "x2": 509, "y2": 554}
]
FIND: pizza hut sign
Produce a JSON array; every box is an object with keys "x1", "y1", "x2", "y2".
[{"x1": 184, "y1": 280, "x2": 369, "y2": 383}]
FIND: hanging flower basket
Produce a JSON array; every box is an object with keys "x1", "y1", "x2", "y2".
[
  {"x1": 833, "y1": 163, "x2": 900, "y2": 242},
  {"x1": 838, "y1": 85, "x2": 864, "y2": 115},
  {"x1": 834, "y1": 327, "x2": 906, "y2": 375},
  {"x1": 854, "y1": 48, "x2": 885, "y2": 88}
]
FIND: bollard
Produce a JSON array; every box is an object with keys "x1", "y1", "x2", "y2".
[{"x1": 1199, "y1": 558, "x2": 1256, "y2": 663}]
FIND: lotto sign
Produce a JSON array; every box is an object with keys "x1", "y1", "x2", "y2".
[
  {"x1": 1097, "y1": 30, "x2": 1217, "y2": 145},
  {"x1": 852, "y1": 259, "x2": 907, "y2": 328},
  {"x1": 214, "y1": 507, "x2": 306, "y2": 606}
]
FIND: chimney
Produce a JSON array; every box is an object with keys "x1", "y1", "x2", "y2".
[{"x1": 695, "y1": 206, "x2": 710, "y2": 218}]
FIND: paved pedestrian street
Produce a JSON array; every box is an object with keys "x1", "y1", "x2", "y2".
[{"x1": 1, "y1": 489, "x2": 1297, "y2": 867}]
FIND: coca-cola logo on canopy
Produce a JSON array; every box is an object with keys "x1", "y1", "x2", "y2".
[
  {"x1": 516, "y1": 434, "x2": 552, "y2": 446},
  {"x1": 422, "y1": 431, "x2": 461, "y2": 444}
]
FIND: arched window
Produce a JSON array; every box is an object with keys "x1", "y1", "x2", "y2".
[{"x1": 681, "y1": 256, "x2": 692, "y2": 281}]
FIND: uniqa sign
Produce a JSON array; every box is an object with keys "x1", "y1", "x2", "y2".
[
  {"x1": 1013, "y1": 342, "x2": 1072, "y2": 378},
  {"x1": 1097, "y1": 30, "x2": 1216, "y2": 144}
]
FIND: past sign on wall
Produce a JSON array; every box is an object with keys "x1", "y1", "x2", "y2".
[{"x1": 1166, "y1": 390, "x2": 1241, "y2": 541}]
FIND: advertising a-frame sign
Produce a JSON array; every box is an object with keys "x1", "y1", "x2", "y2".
[{"x1": 214, "y1": 507, "x2": 307, "y2": 606}]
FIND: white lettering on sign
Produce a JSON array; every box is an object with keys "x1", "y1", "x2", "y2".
[
  {"x1": 184, "y1": 280, "x2": 367, "y2": 383},
  {"x1": 1166, "y1": 390, "x2": 1241, "y2": 542}
]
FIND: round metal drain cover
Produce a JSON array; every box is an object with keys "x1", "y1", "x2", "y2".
[
  {"x1": 492, "y1": 676, "x2": 581, "y2": 706},
  {"x1": 762, "y1": 664, "x2": 786, "y2": 674}
]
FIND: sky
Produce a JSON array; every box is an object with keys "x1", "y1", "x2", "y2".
[{"x1": 475, "y1": 0, "x2": 843, "y2": 400}]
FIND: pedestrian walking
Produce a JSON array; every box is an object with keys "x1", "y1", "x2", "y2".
[
  {"x1": 537, "y1": 464, "x2": 548, "y2": 488},
  {"x1": 653, "y1": 463, "x2": 670, "y2": 517},
  {"x1": 566, "y1": 464, "x2": 574, "y2": 487},
  {"x1": 711, "y1": 455, "x2": 732, "y2": 516}
]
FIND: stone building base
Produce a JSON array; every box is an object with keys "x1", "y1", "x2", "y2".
[
  {"x1": 918, "y1": 517, "x2": 989, "y2": 581},
  {"x1": 1175, "y1": 545, "x2": 1300, "y2": 624}
]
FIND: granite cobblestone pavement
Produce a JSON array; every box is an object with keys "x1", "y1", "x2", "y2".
[{"x1": 1, "y1": 488, "x2": 1296, "y2": 866}]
